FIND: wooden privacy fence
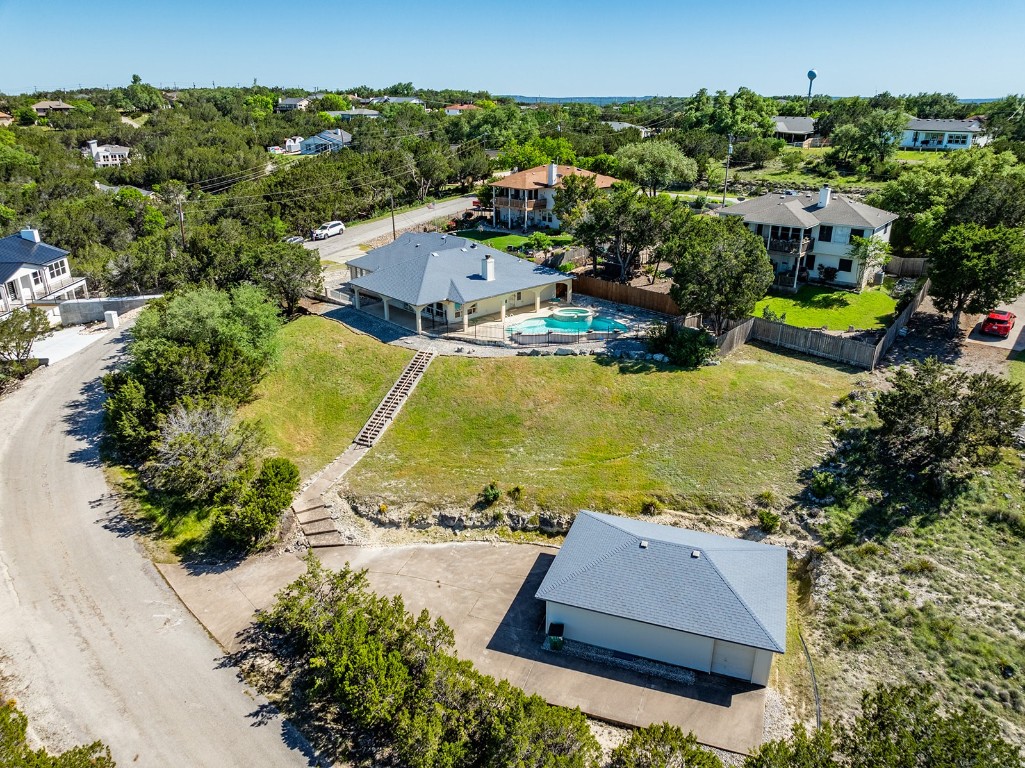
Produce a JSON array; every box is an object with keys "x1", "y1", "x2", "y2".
[
  {"x1": 886, "y1": 256, "x2": 929, "y2": 278},
  {"x1": 716, "y1": 279, "x2": 931, "y2": 371},
  {"x1": 572, "y1": 275, "x2": 680, "y2": 315}
]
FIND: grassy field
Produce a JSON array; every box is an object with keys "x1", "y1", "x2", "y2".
[
  {"x1": 239, "y1": 316, "x2": 412, "y2": 478},
  {"x1": 344, "y1": 345, "x2": 857, "y2": 513},
  {"x1": 456, "y1": 230, "x2": 574, "y2": 252},
  {"x1": 754, "y1": 285, "x2": 898, "y2": 330},
  {"x1": 1008, "y1": 350, "x2": 1025, "y2": 389}
]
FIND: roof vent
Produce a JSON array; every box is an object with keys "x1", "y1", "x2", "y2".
[
  {"x1": 691, "y1": 550, "x2": 701, "y2": 558},
  {"x1": 430, "y1": 251, "x2": 439, "y2": 257},
  {"x1": 470, "y1": 242, "x2": 477, "y2": 248},
  {"x1": 461, "y1": 248, "x2": 467, "y2": 252},
  {"x1": 639, "y1": 540, "x2": 648, "y2": 549}
]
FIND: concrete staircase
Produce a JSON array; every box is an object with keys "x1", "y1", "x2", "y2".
[
  {"x1": 294, "y1": 503, "x2": 347, "y2": 549},
  {"x1": 353, "y1": 347, "x2": 435, "y2": 448}
]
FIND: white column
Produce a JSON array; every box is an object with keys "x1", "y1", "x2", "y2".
[
  {"x1": 353, "y1": 289, "x2": 361, "y2": 309},
  {"x1": 564, "y1": 281, "x2": 572, "y2": 303},
  {"x1": 534, "y1": 291, "x2": 541, "y2": 312},
  {"x1": 500, "y1": 300, "x2": 506, "y2": 322},
  {"x1": 415, "y1": 306, "x2": 423, "y2": 334},
  {"x1": 462, "y1": 312, "x2": 469, "y2": 332},
  {"x1": 382, "y1": 297, "x2": 390, "y2": 321}
]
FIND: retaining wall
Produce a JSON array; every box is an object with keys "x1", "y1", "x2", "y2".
[{"x1": 59, "y1": 295, "x2": 162, "y2": 325}]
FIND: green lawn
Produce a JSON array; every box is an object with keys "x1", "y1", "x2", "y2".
[
  {"x1": 456, "y1": 230, "x2": 574, "y2": 252},
  {"x1": 343, "y1": 345, "x2": 856, "y2": 513},
  {"x1": 1009, "y1": 350, "x2": 1025, "y2": 390},
  {"x1": 239, "y1": 316, "x2": 413, "y2": 478},
  {"x1": 754, "y1": 285, "x2": 898, "y2": 330}
]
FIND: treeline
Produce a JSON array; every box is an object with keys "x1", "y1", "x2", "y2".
[
  {"x1": 103, "y1": 287, "x2": 299, "y2": 550},
  {"x1": 260, "y1": 556, "x2": 1023, "y2": 768},
  {"x1": 1, "y1": 697, "x2": 115, "y2": 767}
]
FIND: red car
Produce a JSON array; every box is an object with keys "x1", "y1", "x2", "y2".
[{"x1": 981, "y1": 310, "x2": 1016, "y2": 338}]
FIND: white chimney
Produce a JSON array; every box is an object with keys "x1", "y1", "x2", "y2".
[
  {"x1": 87, "y1": 139, "x2": 98, "y2": 153},
  {"x1": 20, "y1": 228, "x2": 40, "y2": 243},
  {"x1": 547, "y1": 162, "x2": 558, "y2": 186},
  {"x1": 818, "y1": 185, "x2": 832, "y2": 208},
  {"x1": 481, "y1": 254, "x2": 495, "y2": 281}
]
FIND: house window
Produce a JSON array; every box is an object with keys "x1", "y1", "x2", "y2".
[
  {"x1": 32, "y1": 271, "x2": 42, "y2": 286},
  {"x1": 838, "y1": 258, "x2": 854, "y2": 273},
  {"x1": 755, "y1": 224, "x2": 764, "y2": 236},
  {"x1": 849, "y1": 229, "x2": 865, "y2": 243},
  {"x1": 48, "y1": 260, "x2": 68, "y2": 279},
  {"x1": 516, "y1": 291, "x2": 522, "y2": 301},
  {"x1": 805, "y1": 253, "x2": 816, "y2": 270},
  {"x1": 947, "y1": 133, "x2": 968, "y2": 145},
  {"x1": 818, "y1": 226, "x2": 832, "y2": 243}
]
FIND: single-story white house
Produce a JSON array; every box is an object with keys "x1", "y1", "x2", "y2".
[
  {"x1": 300, "y1": 129, "x2": 352, "y2": 155},
  {"x1": 444, "y1": 103, "x2": 480, "y2": 116},
  {"x1": 603, "y1": 120, "x2": 653, "y2": 138},
  {"x1": 347, "y1": 231, "x2": 573, "y2": 333},
  {"x1": 274, "y1": 96, "x2": 310, "y2": 112},
  {"x1": 772, "y1": 115, "x2": 817, "y2": 146},
  {"x1": 535, "y1": 511, "x2": 787, "y2": 686},
  {"x1": 719, "y1": 186, "x2": 898, "y2": 291},
  {"x1": 83, "y1": 139, "x2": 130, "y2": 168},
  {"x1": 1, "y1": 229, "x2": 89, "y2": 318},
  {"x1": 899, "y1": 117, "x2": 987, "y2": 150}
]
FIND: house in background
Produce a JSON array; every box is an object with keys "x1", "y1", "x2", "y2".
[
  {"x1": 603, "y1": 120, "x2": 653, "y2": 139},
  {"x1": 346, "y1": 231, "x2": 572, "y2": 334},
  {"x1": 444, "y1": 103, "x2": 479, "y2": 116},
  {"x1": 267, "y1": 136, "x2": 303, "y2": 154},
  {"x1": 900, "y1": 117, "x2": 987, "y2": 150},
  {"x1": 535, "y1": 511, "x2": 787, "y2": 686},
  {"x1": 0, "y1": 111, "x2": 13, "y2": 126},
  {"x1": 274, "y1": 96, "x2": 311, "y2": 113},
  {"x1": 83, "y1": 139, "x2": 130, "y2": 168},
  {"x1": 0, "y1": 229, "x2": 88, "y2": 318},
  {"x1": 326, "y1": 108, "x2": 380, "y2": 121},
  {"x1": 32, "y1": 100, "x2": 74, "y2": 117},
  {"x1": 490, "y1": 163, "x2": 619, "y2": 230},
  {"x1": 719, "y1": 186, "x2": 898, "y2": 291},
  {"x1": 772, "y1": 116, "x2": 817, "y2": 147},
  {"x1": 367, "y1": 96, "x2": 425, "y2": 108},
  {"x1": 300, "y1": 129, "x2": 352, "y2": 155}
]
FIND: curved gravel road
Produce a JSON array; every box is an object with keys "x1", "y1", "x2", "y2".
[{"x1": 0, "y1": 325, "x2": 312, "y2": 767}]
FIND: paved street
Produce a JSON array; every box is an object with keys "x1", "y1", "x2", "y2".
[
  {"x1": 0, "y1": 326, "x2": 312, "y2": 767},
  {"x1": 964, "y1": 292, "x2": 1025, "y2": 352},
  {"x1": 305, "y1": 194, "x2": 477, "y2": 261}
]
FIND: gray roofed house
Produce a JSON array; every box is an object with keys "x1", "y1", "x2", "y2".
[
  {"x1": 367, "y1": 96, "x2": 425, "y2": 107},
  {"x1": 535, "y1": 511, "x2": 787, "y2": 685},
  {"x1": 326, "y1": 108, "x2": 380, "y2": 121},
  {"x1": 274, "y1": 96, "x2": 311, "y2": 112},
  {"x1": 603, "y1": 121, "x2": 653, "y2": 138},
  {"x1": 300, "y1": 128, "x2": 353, "y2": 155},
  {"x1": 0, "y1": 230, "x2": 88, "y2": 318},
  {"x1": 718, "y1": 186, "x2": 898, "y2": 291},
  {"x1": 772, "y1": 115, "x2": 816, "y2": 145},
  {"x1": 346, "y1": 232, "x2": 573, "y2": 334},
  {"x1": 901, "y1": 117, "x2": 987, "y2": 150}
]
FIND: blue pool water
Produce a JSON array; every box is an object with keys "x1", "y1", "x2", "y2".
[{"x1": 508, "y1": 315, "x2": 628, "y2": 335}]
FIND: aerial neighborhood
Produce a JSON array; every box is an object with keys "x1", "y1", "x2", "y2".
[{"x1": 2, "y1": 11, "x2": 1025, "y2": 766}]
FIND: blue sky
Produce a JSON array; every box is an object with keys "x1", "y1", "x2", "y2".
[{"x1": 2, "y1": 0, "x2": 1022, "y2": 97}]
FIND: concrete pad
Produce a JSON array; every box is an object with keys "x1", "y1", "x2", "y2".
[
  {"x1": 964, "y1": 293, "x2": 1025, "y2": 352},
  {"x1": 32, "y1": 324, "x2": 111, "y2": 364}
]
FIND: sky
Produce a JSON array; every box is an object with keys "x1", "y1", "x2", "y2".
[{"x1": 2, "y1": 0, "x2": 1023, "y2": 98}]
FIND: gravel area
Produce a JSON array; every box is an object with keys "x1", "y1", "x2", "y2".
[{"x1": 542, "y1": 637, "x2": 698, "y2": 685}]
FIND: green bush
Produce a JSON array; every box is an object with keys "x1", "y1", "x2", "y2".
[
  {"x1": 755, "y1": 489, "x2": 777, "y2": 508},
  {"x1": 641, "y1": 498, "x2": 661, "y2": 516},
  {"x1": 902, "y1": 557, "x2": 937, "y2": 575},
  {"x1": 757, "y1": 508, "x2": 781, "y2": 533},
  {"x1": 557, "y1": 261, "x2": 576, "y2": 273},
  {"x1": 478, "y1": 481, "x2": 501, "y2": 506},
  {"x1": 215, "y1": 457, "x2": 300, "y2": 549},
  {"x1": 610, "y1": 722, "x2": 722, "y2": 768},
  {"x1": 836, "y1": 620, "x2": 877, "y2": 647},
  {"x1": 527, "y1": 231, "x2": 553, "y2": 251},
  {"x1": 646, "y1": 323, "x2": 717, "y2": 368},
  {"x1": 810, "y1": 469, "x2": 838, "y2": 499},
  {"x1": 507, "y1": 485, "x2": 523, "y2": 501}
]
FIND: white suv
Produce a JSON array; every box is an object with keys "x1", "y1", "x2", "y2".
[{"x1": 312, "y1": 220, "x2": 345, "y2": 240}]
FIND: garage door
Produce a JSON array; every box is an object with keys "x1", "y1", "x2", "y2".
[{"x1": 710, "y1": 640, "x2": 756, "y2": 681}]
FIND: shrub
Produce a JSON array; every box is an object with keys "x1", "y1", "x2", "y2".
[
  {"x1": 646, "y1": 323, "x2": 717, "y2": 368},
  {"x1": 641, "y1": 498, "x2": 661, "y2": 516},
  {"x1": 755, "y1": 489, "x2": 777, "y2": 508},
  {"x1": 214, "y1": 457, "x2": 300, "y2": 549},
  {"x1": 761, "y1": 305, "x2": 787, "y2": 324},
  {"x1": 557, "y1": 261, "x2": 576, "y2": 273},
  {"x1": 507, "y1": 485, "x2": 523, "y2": 501},
  {"x1": 527, "y1": 231, "x2": 553, "y2": 251},
  {"x1": 902, "y1": 557, "x2": 937, "y2": 575},
  {"x1": 757, "y1": 508, "x2": 781, "y2": 533},
  {"x1": 610, "y1": 722, "x2": 722, "y2": 768},
  {"x1": 816, "y1": 264, "x2": 840, "y2": 283},
  {"x1": 478, "y1": 481, "x2": 501, "y2": 506},
  {"x1": 810, "y1": 469, "x2": 837, "y2": 499},
  {"x1": 836, "y1": 620, "x2": 877, "y2": 647}
]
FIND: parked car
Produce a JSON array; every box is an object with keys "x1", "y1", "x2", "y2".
[
  {"x1": 311, "y1": 221, "x2": 345, "y2": 240},
  {"x1": 283, "y1": 235, "x2": 304, "y2": 244},
  {"x1": 981, "y1": 310, "x2": 1016, "y2": 338}
]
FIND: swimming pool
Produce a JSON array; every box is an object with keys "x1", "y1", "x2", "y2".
[{"x1": 508, "y1": 313, "x2": 628, "y2": 335}]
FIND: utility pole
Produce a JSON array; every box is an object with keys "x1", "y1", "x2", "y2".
[
  {"x1": 722, "y1": 134, "x2": 734, "y2": 205},
  {"x1": 389, "y1": 191, "x2": 397, "y2": 241},
  {"x1": 177, "y1": 200, "x2": 186, "y2": 244}
]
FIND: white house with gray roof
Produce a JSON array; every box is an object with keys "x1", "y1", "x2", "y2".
[
  {"x1": 0, "y1": 229, "x2": 88, "y2": 318},
  {"x1": 719, "y1": 186, "x2": 898, "y2": 291},
  {"x1": 772, "y1": 116, "x2": 817, "y2": 146},
  {"x1": 347, "y1": 232, "x2": 572, "y2": 333},
  {"x1": 900, "y1": 117, "x2": 987, "y2": 150},
  {"x1": 536, "y1": 511, "x2": 787, "y2": 686}
]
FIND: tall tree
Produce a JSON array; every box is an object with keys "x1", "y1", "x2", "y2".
[
  {"x1": 0, "y1": 307, "x2": 53, "y2": 364},
  {"x1": 927, "y1": 223, "x2": 1025, "y2": 334},
  {"x1": 856, "y1": 109, "x2": 912, "y2": 163},
  {"x1": 615, "y1": 141, "x2": 698, "y2": 196},
  {"x1": 662, "y1": 215, "x2": 772, "y2": 335}
]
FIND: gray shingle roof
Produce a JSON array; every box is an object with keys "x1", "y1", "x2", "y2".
[
  {"x1": 907, "y1": 117, "x2": 982, "y2": 133},
  {"x1": 0, "y1": 234, "x2": 68, "y2": 267},
  {"x1": 535, "y1": 511, "x2": 787, "y2": 653},
  {"x1": 348, "y1": 232, "x2": 567, "y2": 307},
  {"x1": 773, "y1": 116, "x2": 816, "y2": 135},
  {"x1": 720, "y1": 191, "x2": 897, "y2": 229}
]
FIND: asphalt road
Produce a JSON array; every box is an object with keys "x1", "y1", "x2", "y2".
[
  {"x1": 0, "y1": 326, "x2": 312, "y2": 767},
  {"x1": 305, "y1": 194, "x2": 476, "y2": 259}
]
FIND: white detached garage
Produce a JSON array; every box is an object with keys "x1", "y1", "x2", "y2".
[{"x1": 535, "y1": 511, "x2": 787, "y2": 686}]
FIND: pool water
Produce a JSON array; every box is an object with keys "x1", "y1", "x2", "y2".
[{"x1": 508, "y1": 315, "x2": 628, "y2": 335}]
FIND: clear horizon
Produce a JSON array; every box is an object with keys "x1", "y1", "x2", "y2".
[{"x1": 2, "y1": 0, "x2": 1023, "y2": 98}]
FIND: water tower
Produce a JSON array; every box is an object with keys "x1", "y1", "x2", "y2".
[{"x1": 806, "y1": 69, "x2": 818, "y2": 115}]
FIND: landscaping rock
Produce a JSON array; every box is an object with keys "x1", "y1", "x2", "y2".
[
  {"x1": 653, "y1": 353, "x2": 669, "y2": 363},
  {"x1": 528, "y1": 348, "x2": 542, "y2": 356},
  {"x1": 555, "y1": 347, "x2": 575, "y2": 356}
]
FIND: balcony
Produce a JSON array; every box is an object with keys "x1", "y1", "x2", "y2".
[
  {"x1": 494, "y1": 196, "x2": 549, "y2": 210},
  {"x1": 767, "y1": 237, "x2": 812, "y2": 256}
]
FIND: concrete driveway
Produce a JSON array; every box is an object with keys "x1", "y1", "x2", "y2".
[
  {"x1": 965, "y1": 292, "x2": 1025, "y2": 352},
  {"x1": 163, "y1": 541, "x2": 767, "y2": 755}
]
